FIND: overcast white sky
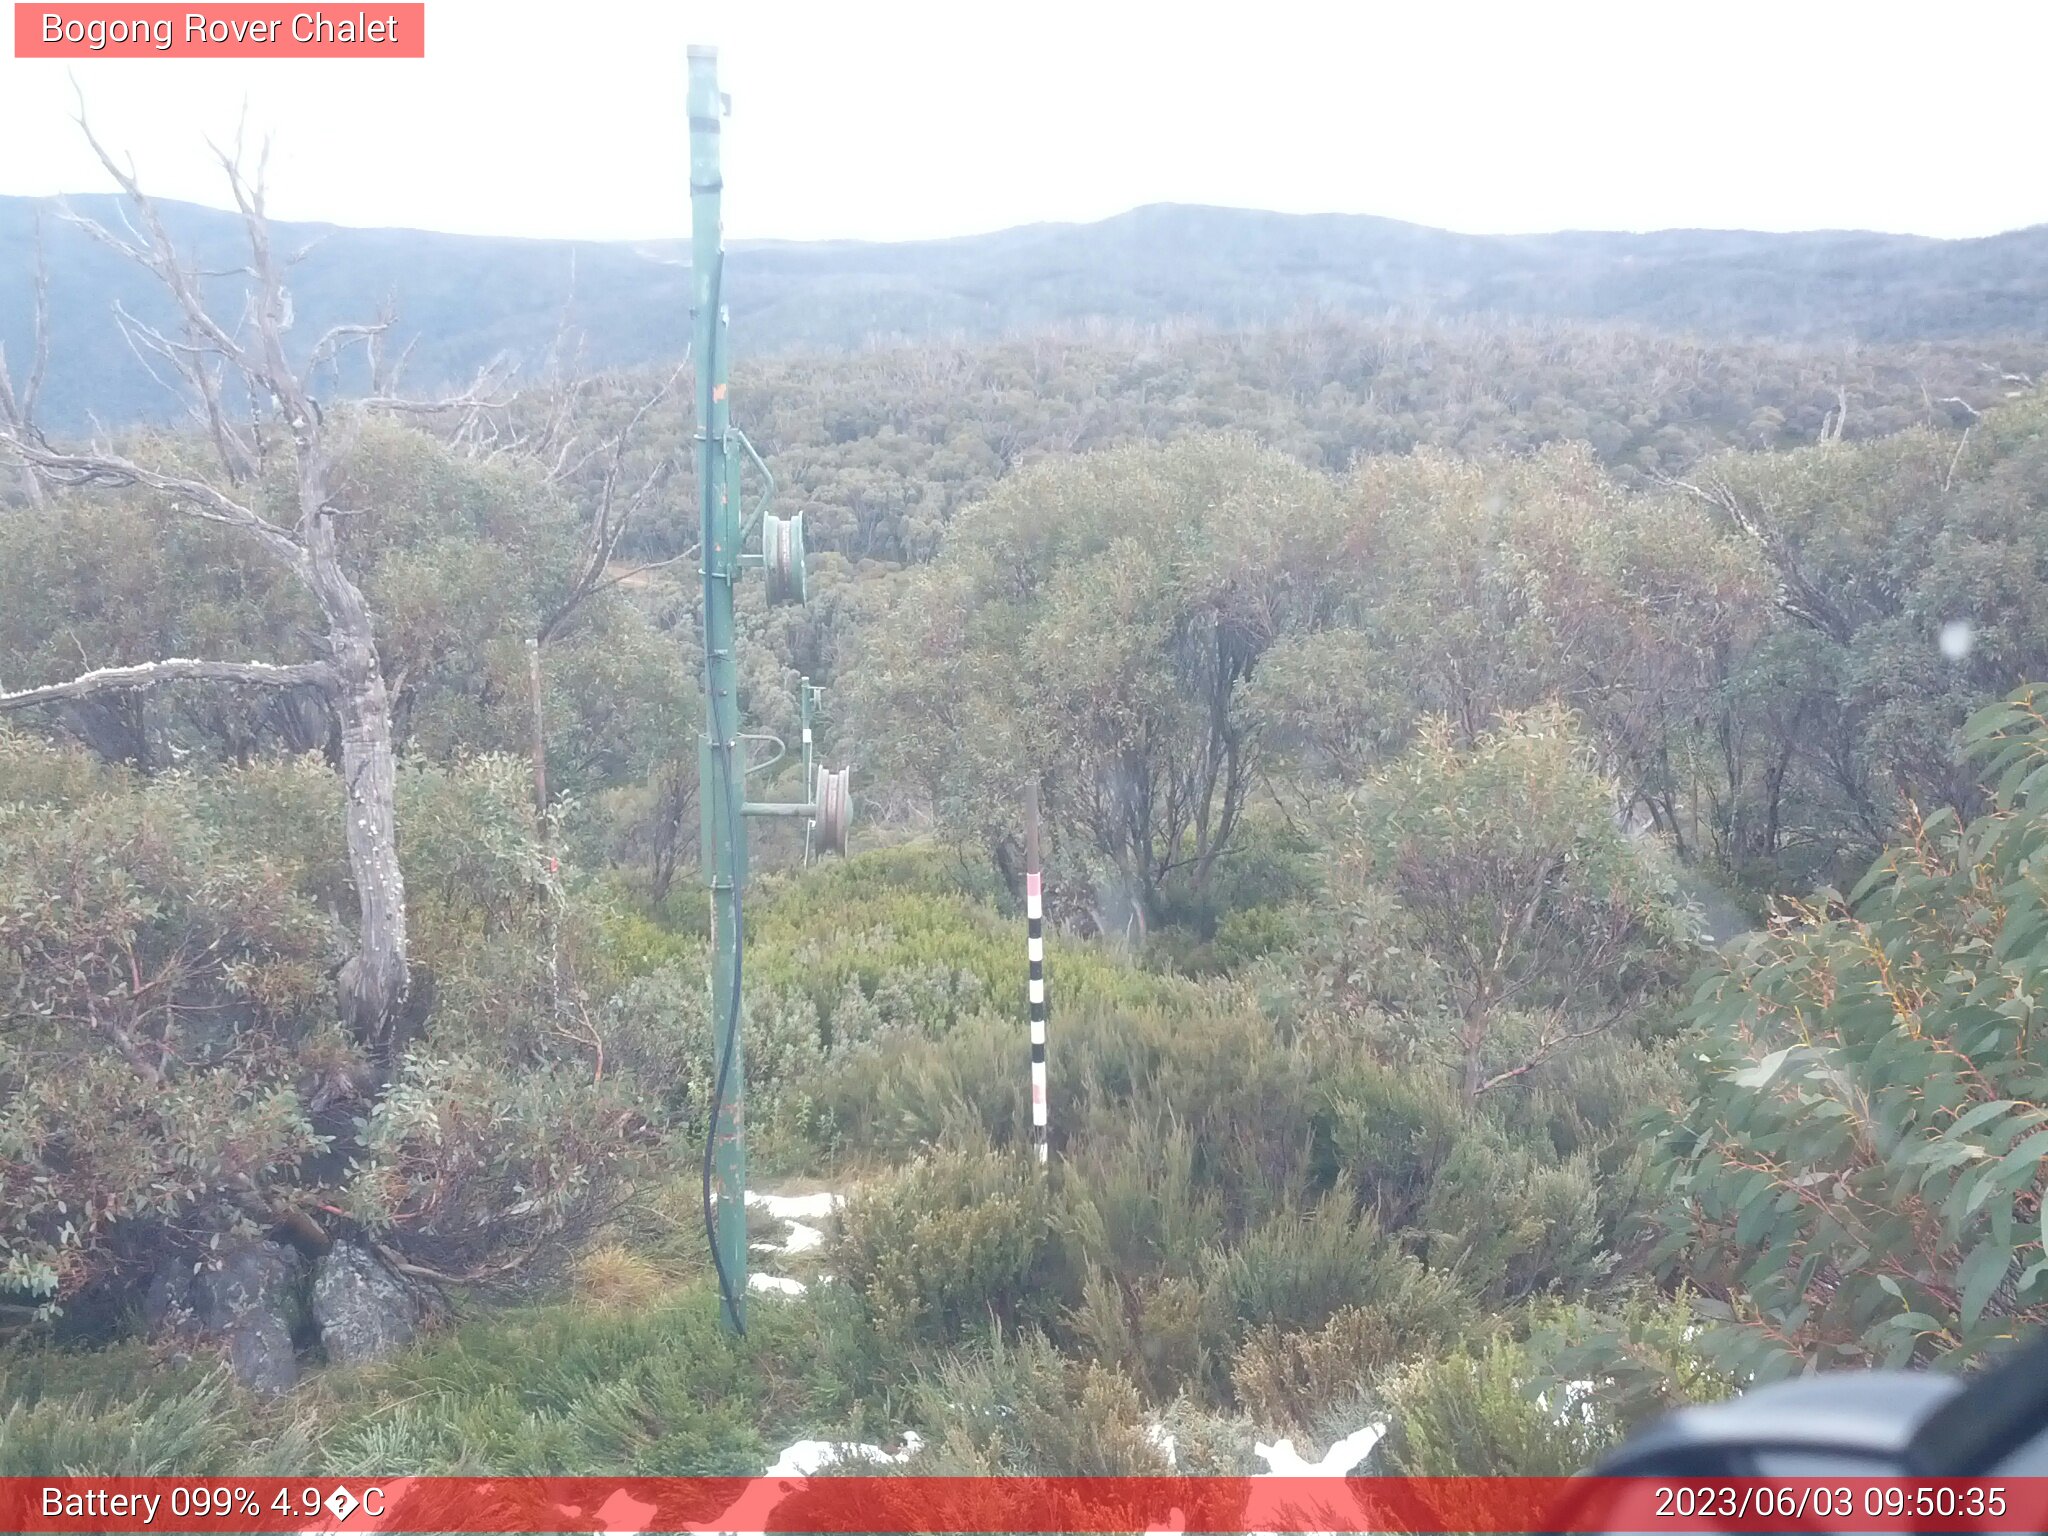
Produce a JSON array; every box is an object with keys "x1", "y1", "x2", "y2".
[{"x1": 3, "y1": 0, "x2": 2044, "y2": 244}]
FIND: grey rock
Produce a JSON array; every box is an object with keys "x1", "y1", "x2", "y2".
[
  {"x1": 146, "y1": 1239, "x2": 307, "y2": 1395},
  {"x1": 143, "y1": 1264, "x2": 192, "y2": 1335},
  {"x1": 226, "y1": 1312, "x2": 300, "y2": 1395},
  {"x1": 312, "y1": 1242, "x2": 419, "y2": 1365},
  {"x1": 192, "y1": 1239, "x2": 304, "y2": 1332}
]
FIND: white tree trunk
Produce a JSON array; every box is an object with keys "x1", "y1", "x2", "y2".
[
  {"x1": 334, "y1": 641, "x2": 409, "y2": 1048},
  {"x1": 306, "y1": 497, "x2": 411, "y2": 1051}
]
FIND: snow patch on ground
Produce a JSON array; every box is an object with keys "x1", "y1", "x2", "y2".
[
  {"x1": 588, "y1": 1434, "x2": 925, "y2": 1535},
  {"x1": 747, "y1": 1189, "x2": 842, "y2": 1222},
  {"x1": 766, "y1": 1431, "x2": 924, "y2": 1476},
  {"x1": 1253, "y1": 1422, "x2": 1385, "y2": 1476},
  {"x1": 780, "y1": 1219, "x2": 825, "y2": 1253},
  {"x1": 1145, "y1": 1419, "x2": 1178, "y2": 1468},
  {"x1": 1148, "y1": 1421, "x2": 1386, "y2": 1536},
  {"x1": 743, "y1": 1187, "x2": 839, "y2": 1292}
]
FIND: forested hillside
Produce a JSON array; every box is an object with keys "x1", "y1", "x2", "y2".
[
  {"x1": 7, "y1": 168, "x2": 2048, "y2": 1484},
  {"x1": 6, "y1": 191, "x2": 2048, "y2": 427}
]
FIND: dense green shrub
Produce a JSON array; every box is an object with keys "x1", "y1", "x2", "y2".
[
  {"x1": 902, "y1": 1331, "x2": 1171, "y2": 1475},
  {"x1": 1058, "y1": 1113, "x2": 1233, "y2": 1401},
  {"x1": 746, "y1": 845, "x2": 1185, "y2": 1023},
  {"x1": 1523, "y1": 1285, "x2": 1740, "y2": 1431},
  {"x1": 340, "y1": 1054, "x2": 655, "y2": 1291},
  {"x1": 1378, "y1": 1336, "x2": 1615, "y2": 1477},
  {"x1": 2, "y1": 1275, "x2": 859, "y2": 1477},
  {"x1": 1064, "y1": 1266, "x2": 1217, "y2": 1407},
  {"x1": 1061, "y1": 1112, "x2": 1225, "y2": 1286},
  {"x1": 1324, "y1": 706, "x2": 1690, "y2": 1109},
  {"x1": 828, "y1": 1141, "x2": 1065, "y2": 1366},
  {"x1": 0, "y1": 736, "x2": 677, "y2": 1317},
  {"x1": 0, "y1": 765, "x2": 335, "y2": 1305},
  {"x1": 1317, "y1": 1053, "x2": 1636, "y2": 1303},
  {"x1": 1057, "y1": 1002, "x2": 1322, "y2": 1225},
  {"x1": 1232, "y1": 1301, "x2": 1465, "y2": 1437},
  {"x1": 802, "y1": 1009, "x2": 1029, "y2": 1162},
  {"x1": 1312, "y1": 1054, "x2": 1465, "y2": 1230},
  {"x1": 1206, "y1": 1190, "x2": 1471, "y2": 1348},
  {"x1": 1416, "y1": 1141, "x2": 1607, "y2": 1305},
  {"x1": 1211, "y1": 904, "x2": 1303, "y2": 972}
]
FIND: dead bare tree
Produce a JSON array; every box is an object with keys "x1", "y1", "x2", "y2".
[
  {"x1": 1657, "y1": 468, "x2": 1857, "y2": 647},
  {"x1": 520, "y1": 365, "x2": 690, "y2": 823},
  {"x1": 1820, "y1": 382, "x2": 1850, "y2": 444},
  {"x1": 0, "y1": 215, "x2": 50, "y2": 508},
  {"x1": 522, "y1": 367, "x2": 690, "y2": 1014},
  {"x1": 0, "y1": 116, "x2": 499, "y2": 1058},
  {"x1": 531, "y1": 363, "x2": 690, "y2": 656}
]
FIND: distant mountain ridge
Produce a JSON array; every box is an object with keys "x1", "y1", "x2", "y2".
[{"x1": 5, "y1": 194, "x2": 2046, "y2": 427}]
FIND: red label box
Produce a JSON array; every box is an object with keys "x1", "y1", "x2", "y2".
[
  {"x1": 6, "y1": 1476, "x2": 2048, "y2": 1534},
  {"x1": 14, "y1": 4, "x2": 425, "y2": 57}
]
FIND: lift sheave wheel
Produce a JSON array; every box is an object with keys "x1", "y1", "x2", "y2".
[
  {"x1": 814, "y1": 766, "x2": 851, "y2": 856},
  {"x1": 763, "y1": 512, "x2": 808, "y2": 606}
]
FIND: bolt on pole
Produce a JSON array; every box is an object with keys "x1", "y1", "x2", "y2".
[{"x1": 689, "y1": 42, "x2": 747, "y2": 1334}]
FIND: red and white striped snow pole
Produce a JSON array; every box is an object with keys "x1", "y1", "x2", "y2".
[{"x1": 1025, "y1": 780, "x2": 1048, "y2": 1165}]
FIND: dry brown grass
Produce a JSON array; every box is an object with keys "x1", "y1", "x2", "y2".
[{"x1": 572, "y1": 1243, "x2": 666, "y2": 1312}]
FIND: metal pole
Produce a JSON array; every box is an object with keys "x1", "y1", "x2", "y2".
[
  {"x1": 801, "y1": 679, "x2": 816, "y2": 864},
  {"x1": 689, "y1": 42, "x2": 746, "y2": 1333},
  {"x1": 1025, "y1": 780, "x2": 1048, "y2": 1165}
]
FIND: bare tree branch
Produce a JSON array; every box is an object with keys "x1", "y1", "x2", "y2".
[
  {"x1": 307, "y1": 319, "x2": 391, "y2": 372},
  {"x1": 369, "y1": 323, "x2": 414, "y2": 397},
  {"x1": 70, "y1": 101, "x2": 267, "y2": 389},
  {"x1": 1, "y1": 438, "x2": 308, "y2": 568},
  {"x1": 1473, "y1": 1001, "x2": 1631, "y2": 1099},
  {"x1": 104, "y1": 302, "x2": 258, "y2": 479},
  {"x1": 534, "y1": 366, "x2": 686, "y2": 647},
  {"x1": 1944, "y1": 424, "x2": 1973, "y2": 495},
  {"x1": 543, "y1": 249, "x2": 585, "y2": 385},
  {"x1": 0, "y1": 657, "x2": 335, "y2": 713},
  {"x1": 1656, "y1": 468, "x2": 1855, "y2": 646},
  {"x1": 0, "y1": 214, "x2": 52, "y2": 505},
  {"x1": 21, "y1": 218, "x2": 50, "y2": 423},
  {"x1": 580, "y1": 543, "x2": 700, "y2": 600}
]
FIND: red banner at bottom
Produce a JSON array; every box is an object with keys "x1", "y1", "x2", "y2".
[{"x1": 5, "y1": 1476, "x2": 2048, "y2": 1533}]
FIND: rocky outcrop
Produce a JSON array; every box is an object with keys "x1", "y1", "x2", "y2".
[
  {"x1": 311, "y1": 1242, "x2": 421, "y2": 1365},
  {"x1": 146, "y1": 1239, "x2": 306, "y2": 1395}
]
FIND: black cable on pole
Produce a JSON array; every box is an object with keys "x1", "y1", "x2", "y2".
[
  {"x1": 698, "y1": 243, "x2": 746, "y2": 1336},
  {"x1": 700, "y1": 733, "x2": 746, "y2": 1335}
]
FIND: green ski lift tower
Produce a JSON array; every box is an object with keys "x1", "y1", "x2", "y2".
[{"x1": 689, "y1": 43, "x2": 851, "y2": 1334}]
